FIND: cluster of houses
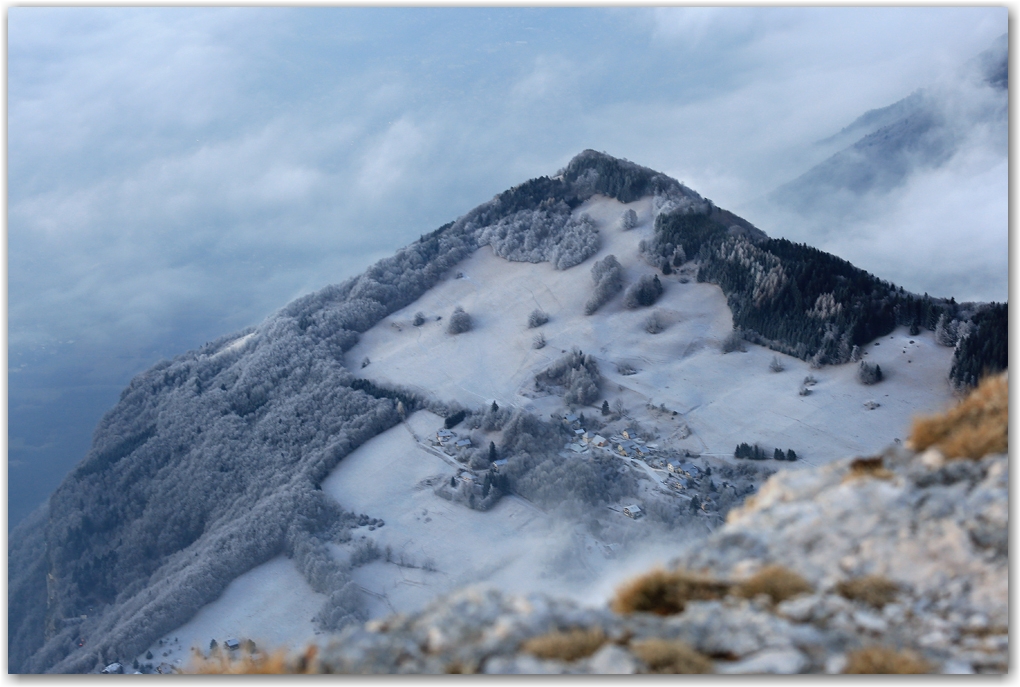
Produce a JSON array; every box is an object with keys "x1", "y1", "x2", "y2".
[
  {"x1": 432, "y1": 428, "x2": 472, "y2": 452},
  {"x1": 557, "y1": 415, "x2": 660, "y2": 461},
  {"x1": 664, "y1": 459, "x2": 703, "y2": 492}
]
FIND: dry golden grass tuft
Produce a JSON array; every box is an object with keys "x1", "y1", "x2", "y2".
[
  {"x1": 631, "y1": 638, "x2": 714, "y2": 674},
  {"x1": 836, "y1": 575, "x2": 900, "y2": 608},
  {"x1": 843, "y1": 646, "x2": 930, "y2": 674},
  {"x1": 520, "y1": 627, "x2": 607, "y2": 662},
  {"x1": 735, "y1": 564, "x2": 813, "y2": 604},
  {"x1": 611, "y1": 568, "x2": 731, "y2": 616},
  {"x1": 843, "y1": 456, "x2": 894, "y2": 483},
  {"x1": 187, "y1": 645, "x2": 317, "y2": 674},
  {"x1": 911, "y1": 373, "x2": 1007, "y2": 460},
  {"x1": 444, "y1": 659, "x2": 478, "y2": 674}
]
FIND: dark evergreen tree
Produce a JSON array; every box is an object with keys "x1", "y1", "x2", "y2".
[
  {"x1": 602, "y1": 400, "x2": 610, "y2": 416},
  {"x1": 444, "y1": 410, "x2": 467, "y2": 429},
  {"x1": 950, "y1": 302, "x2": 1007, "y2": 389},
  {"x1": 489, "y1": 441, "x2": 497, "y2": 463}
]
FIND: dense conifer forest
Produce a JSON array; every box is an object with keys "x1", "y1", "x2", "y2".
[{"x1": 647, "y1": 205, "x2": 1006, "y2": 385}]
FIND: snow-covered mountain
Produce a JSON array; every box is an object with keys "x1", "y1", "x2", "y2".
[
  {"x1": 7, "y1": 151, "x2": 1005, "y2": 674},
  {"x1": 763, "y1": 34, "x2": 1007, "y2": 219}
]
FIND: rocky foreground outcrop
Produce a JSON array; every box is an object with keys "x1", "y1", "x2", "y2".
[{"x1": 193, "y1": 376, "x2": 1008, "y2": 675}]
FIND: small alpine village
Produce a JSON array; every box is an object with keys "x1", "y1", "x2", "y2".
[{"x1": 424, "y1": 405, "x2": 771, "y2": 522}]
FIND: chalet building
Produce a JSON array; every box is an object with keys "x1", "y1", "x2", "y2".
[{"x1": 622, "y1": 504, "x2": 644, "y2": 519}]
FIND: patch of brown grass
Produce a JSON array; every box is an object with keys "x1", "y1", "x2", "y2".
[
  {"x1": 911, "y1": 372, "x2": 1007, "y2": 460},
  {"x1": 836, "y1": 575, "x2": 900, "y2": 608},
  {"x1": 631, "y1": 639, "x2": 714, "y2": 674},
  {"x1": 187, "y1": 645, "x2": 318, "y2": 674},
  {"x1": 444, "y1": 659, "x2": 478, "y2": 674},
  {"x1": 520, "y1": 627, "x2": 607, "y2": 662},
  {"x1": 610, "y1": 568, "x2": 731, "y2": 616},
  {"x1": 843, "y1": 456, "x2": 894, "y2": 483},
  {"x1": 843, "y1": 646, "x2": 930, "y2": 674},
  {"x1": 735, "y1": 564, "x2": 813, "y2": 604}
]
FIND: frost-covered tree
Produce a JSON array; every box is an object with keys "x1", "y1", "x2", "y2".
[
  {"x1": 645, "y1": 311, "x2": 665, "y2": 334},
  {"x1": 935, "y1": 313, "x2": 958, "y2": 347},
  {"x1": 535, "y1": 349, "x2": 601, "y2": 406},
  {"x1": 722, "y1": 329, "x2": 746, "y2": 353},
  {"x1": 672, "y1": 245, "x2": 686, "y2": 267},
  {"x1": 447, "y1": 306, "x2": 472, "y2": 335},
  {"x1": 532, "y1": 332, "x2": 546, "y2": 349},
  {"x1": 625, "y1": 274, "x2": 664, "y2": 308},
  {"x1": 584, "y1": 255, "x2": 624, "y2": 315},
  {"x1": 857, "y1": 360, "x2": 883, "y2": 385},
  {"x1": 478, "y1": 206, "x2": 600, "y2": 271},
  {"x1": 769, "y1": 355, "x2": 784, "y2": 372},
  {"x1": 619, "y1": 208, "x2": 638, "y2": 230},
  {"x1": 527, "y1": 309, "x2": 549, "y2": 328},
  {"x1": 412, "y1": 311, "x2": 426, "y2": 326}
]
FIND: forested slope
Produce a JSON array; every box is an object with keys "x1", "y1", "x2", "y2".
[
  {"x1": 642, "y1": 208, "x2": 1006, "y2": 384},
  {"x1": 8, "y1": 151, "x2": 699, "y2": 673}
]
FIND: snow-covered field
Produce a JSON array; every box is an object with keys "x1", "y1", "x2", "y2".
[
  {"x1": 150, "y1": 195, "x2": 959, "y2": 663},
  {"x1": 347, "y1": 194, "x2": 957, "y2": 465},
  {"x1": 320, "y1": 410, "x2": 648, "y2": 618},
  {"x1": 136, "y1": 557, "x2": 325, "y2": 671}
]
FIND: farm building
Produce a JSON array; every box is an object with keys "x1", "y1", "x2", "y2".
[{"x1": 622, "y1": 504, "x2": 644, "y2": 519}]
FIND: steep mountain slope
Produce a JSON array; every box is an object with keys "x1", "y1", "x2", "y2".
[
  {"x1": 767, "y1": 34, "x2": 1007, "y2": 217},
  {"x1": 7, "y1": 151, "x2": 1002, "y2": 673},
  {"x1": 186, "y1": 375, "x2": 1009, "y2": 675}
]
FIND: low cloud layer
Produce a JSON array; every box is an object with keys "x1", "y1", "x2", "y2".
[{"x1": 7, "y1": 7, "x2": 1007, "y2": 525}]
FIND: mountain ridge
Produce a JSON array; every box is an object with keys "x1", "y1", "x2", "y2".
[
  {"x1": 7, "y1": 150, "x2": 1005, "y2": 673},
  {"x1": 767, "y1": 34, "x2": 1007, "y2": 218}
]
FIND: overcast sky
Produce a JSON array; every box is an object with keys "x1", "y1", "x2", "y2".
[{"x1": 7, "y1": 7, "x2": 1008, "y2": 526}]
